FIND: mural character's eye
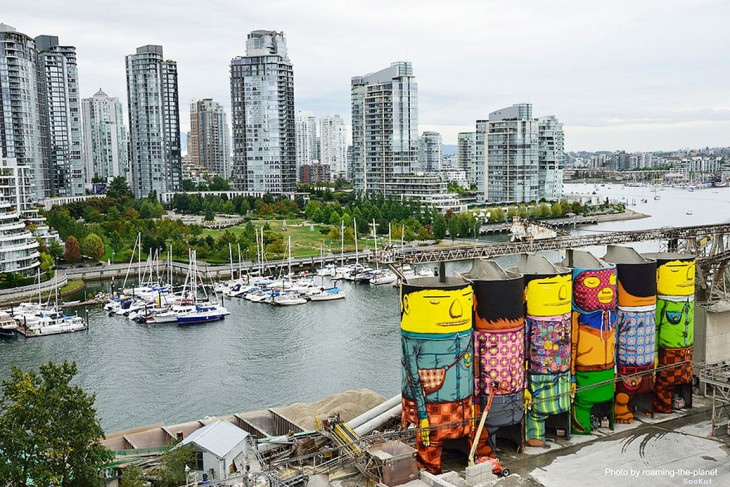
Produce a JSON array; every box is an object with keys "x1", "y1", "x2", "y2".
[{"x1": 582, "y1": 276, "x2": 601, "y2": 288}]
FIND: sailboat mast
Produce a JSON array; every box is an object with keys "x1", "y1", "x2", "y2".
[
  {"x1": 354, "y1": 217, "x2": 358, "y2": 265},
  {"x1": 373, "y1": 218, "x2": 378, "y2": 270},
  {"x1": 340, "y1": 221, "x2": 345, "y2": 267}
]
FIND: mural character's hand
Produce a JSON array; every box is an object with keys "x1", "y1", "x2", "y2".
[{"x1": 419, "y1": 417, "x2": 430, "y2": 446}]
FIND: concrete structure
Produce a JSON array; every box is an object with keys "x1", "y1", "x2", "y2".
[
  {"x1": 81, "y1": 89, "x2": 128, "y2": 182},
  {"x1": 319, "y1": 114, "x2": 347, "y2": 180},
  {"x1": 295, "y1": 110, "x2": 318, "y2": 175},
  {"x1": 351, "y1": 61, "x2": 418, "y2": 193},
  {"x1": 36, "y1": 35, "x2": 84, "y2": 197},
  {"x1": 189, "y1": 98, "x2": 231, "y2": 179},
  {"x1": 125, "y1": 45, "x2": 182, "y2": 198},
  {"x1": 178, "y1": 420, "x2": 250, "y2": 481},
  {"x1": 230, "y1": 30, "x2": 296, "y2": 192},
  {"x1": 0, "y1": 24, "x2": 47, "y2": 202},
  {"x1": 419, "y1": 131, "x2": 442, "y2": 172},
  {"x1": 538, "y1": 115, "x2": 565, "y2": 201}
]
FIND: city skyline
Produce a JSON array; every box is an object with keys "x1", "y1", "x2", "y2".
[{"x1": 5, "y1": 0, "x2": 730, "y2": 153}]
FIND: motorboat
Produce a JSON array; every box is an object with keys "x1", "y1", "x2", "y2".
[
  {"x1": 0, "y1": 311, "x2": 18, "y2": 337},
  {"x1": 308, "y1": 287, "x2": 346, "y2": 302},
  {"x1": 177, "y1": 304, "x2": 229, "y2": 325},
  {"x1": 370, "y1": 269, "x2": 397, "y2": 286},
  {"x1": 272, "y1": 292, "x2": 307, "y2": 306}
]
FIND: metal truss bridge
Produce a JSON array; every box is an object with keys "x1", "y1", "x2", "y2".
[{"x1": 378, "y1": 223, "x2": 730, "y2": 304}]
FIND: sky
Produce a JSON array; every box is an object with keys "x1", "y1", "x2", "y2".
[{"x1": 6, "y1": 0, "x2": 730, "y2": 152}]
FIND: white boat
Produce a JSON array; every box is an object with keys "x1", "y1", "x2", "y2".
[
  {"x1": 272, "y1": 292, "x2": 307, "y2": 306},
  {"x1": 316, "y1": 264, "x2": 336, "y2": 277},
  {"x1": 686, "y1": 210, "x2": 693, "y2": 215},
  {"x1": 177, "y1": 304, "x2": 229, "y2": 325},
  {"x1": 308, "y1": 287, "x2": 346, "y2": 301},
  {"x1": 0, "y1": 311, "x2": 18, "y2": 337},
  {"x1": 370, "y1": 269, "x2": 397, "y2": 286}
]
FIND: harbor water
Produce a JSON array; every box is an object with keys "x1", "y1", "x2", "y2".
[{"x1": 1, "y1": 183, "x2": 728, "y2": 434}]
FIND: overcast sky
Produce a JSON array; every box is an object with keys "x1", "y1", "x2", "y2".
[{"x1": 6, "y1": 0, "x2": 730, "y2": 152}]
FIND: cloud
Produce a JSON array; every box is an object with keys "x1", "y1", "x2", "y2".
[{"x1": 6, "y1": 0, "x2": 730, "y2": 150}]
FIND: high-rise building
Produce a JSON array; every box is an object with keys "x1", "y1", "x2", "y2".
[
  {"x1": 81, "y1": 89, "x2": 128, "y2": 183},
  {"x1": 0, "y1": 156, "x2": 40, "y2": 277},
  {"x1": 319, "y1": 114, "x2": 347, "y2": 181},
  {"x1": 295, "y1": 110, "x2": 318, "y2": 176},
  {"x1": 477, "y1": 103, "x2": 539, "y2": 203},
  {"x1": 457, "y1": 132, "x2": 476, "y2": 184},
  {"x1": 189, "y1": 98, "x2": 231, "y2": 179},
  {"x1": 0, "y1": 24, "x2": 47, "y2": 202},
  {"x1": 419, "y1": 131, "x2": 442, "y2": 172},
  {"x1": 230, "y1": 30, "x2": 296, "y2": 192},
  {"x1": 125, "y1": 45, "x2": 182, "y2": 199},
  {"x1": 36, "y1": 35, "x2": 84, "y2": 197},
  {"x1": 537, "y1": 115, "x2": 564, "y2": 201},
  {"x1": 351, "y1": 61, "x2": 418, "y2": 194}
]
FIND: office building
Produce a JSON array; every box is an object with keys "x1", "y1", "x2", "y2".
[
  {"x1": 319, "y1": 115, "x2": 347, "y2": 181},
  {"x1": 0, "y1": 24, "x2": 47, "y2": 201},
  {"x1": 230, "y1": 30, "x2": 296, "y2": 192},
  {"x1": 351, "y1": 61, "x2": 418, "y2": 194},
  {"x1": 81, "y1": 89, "x2": 128, "y2": 182},
  {"x1": 419, "y1": 131, "x2": 442, "y2": 172},
  {"x1": 126, "y1": 45, "x2": 182, "y2": 198},
  {"x1": 189, "y1": 98, "x2": 231, "y2": 179},
  {"x1": 36, "y1": 35, "x2": 84, "y2": 196}
]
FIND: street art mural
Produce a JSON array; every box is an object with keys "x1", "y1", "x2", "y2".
[
  {"x1": 467, "y1": 260, "x2": 525, "y2": 456},
  {"x1": 648, "y1": 253, "x2": 695, "y2": 414},
  {"x1": 514, "y1": 255, "x2": 572, "y2": 447},
  {"x1": 604, "y1": 245, "x2": 657, "y2": 424},
  {"x1": 400, "y1": 277, "x2": 474, "y2": 474},
  {"x1": 564, "y1": 250, "x2": 617, "y2": 435}
]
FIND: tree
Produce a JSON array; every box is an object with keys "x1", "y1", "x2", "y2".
[
  {"x1": 82, "y1": 233, "x2": 106, "y2": 261},
  {"x1": 447, "y1": 216, "x2": 459, "y2": 241},
  {"x1": 0, "y1": 361, "x2": 111, "y2": 486},
  {"x1": 155, "y1": 443, "x2": 196, "y2": 487},
  {"x1": 120, "y1": 464, "x2": 146, "y2": 487},
  {"x1": 432, "y1": 213, "x2": 447, "y2": 240},
  {"x1": 107, "y1": 176, "x2": 134, "y2": 202},
  {"x1": 64, "y1": 236, "x2": 82, "y2": 263}
]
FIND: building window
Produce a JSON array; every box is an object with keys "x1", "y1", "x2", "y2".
[{"x1": 196, "y1": 451, "x2": 204, "y2": 470}]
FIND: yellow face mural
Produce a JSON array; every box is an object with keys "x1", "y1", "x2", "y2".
[
  {"x1": 656, "y1": 259, "x2": 695, "y2": 296},
  {"x1": 525, "y1": 273, "x2": 572, "y2": 316},
  {"x1": 400, "y1": 284, "x2": 473, "y2": 334}
]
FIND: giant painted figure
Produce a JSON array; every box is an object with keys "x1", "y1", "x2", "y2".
[
  {"x1": 467, "y1": 260, "x2": 525, "y2": 457},
  {"x1": 513, "y1": 255, "x2": 572, "y2": 447},
  {"x1": 604, "y1": 246, "x2": 657, "y2": 424},
  {"x1": 565, "y1": 250, "x2": 617, "y2": 435},
  {"x1": 400, "y1": 278, "x2": 474, "y2": 474},
  {"x1": 648, "y1": 254, "x2": 695, "y2": 414}
]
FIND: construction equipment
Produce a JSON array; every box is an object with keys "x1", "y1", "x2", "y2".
[{"x1": 467, "y1": 383, "x2": 510, "y2": 477}]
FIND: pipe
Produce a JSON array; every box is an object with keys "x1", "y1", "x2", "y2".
[
  {"x1": 347, "y1": 394, "x2": 402, "y2": 429},
  {"x1": 353, "y1": 403, "x2": 403, "y2": 437}
]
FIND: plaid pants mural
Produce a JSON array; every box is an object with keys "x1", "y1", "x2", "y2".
[{"x1": 654, "y1": 346, "x2": 693, "y2": 413}]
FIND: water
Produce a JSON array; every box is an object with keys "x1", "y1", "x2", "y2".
[{"x1": 1, "y1": 183, "x2": 728, "y2": 434}]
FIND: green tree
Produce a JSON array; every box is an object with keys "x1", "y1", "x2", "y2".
[
  {"x1": 432, "y1": 213, "x2": 447, "y2": 240},
  {"x1": 447, "y1": 216, "x2": 459, "y2": 241},
  {"x1": 154, "y1": 442, "x2": 195, "y2": 487},
  {"x1": 0, "y1": 361, "x2": 111, "y2": 486},
  {"x1": 64, "y1": 236, "x2": 82, "y2": 263},
  {"x1": 82, "y1": 233, "x2": 105, "y2": 261},
  {"x1": 107, "y1": 176, "x2": 134, "y2": 202},
  {"x1": 49, "y1": 240, "x2": 64, "y2": 260},
  {"x1": 119, "y1": 464, "x2": 146, "y2": 487}
]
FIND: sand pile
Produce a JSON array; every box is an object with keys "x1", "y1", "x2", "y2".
[{"x1": 274, "y1": 388, "x2": 387, "y2": 430}]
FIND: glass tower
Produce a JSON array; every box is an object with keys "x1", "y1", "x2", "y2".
[{"x1": 81, "y1": 89, "x2": 128, "y2": 182}]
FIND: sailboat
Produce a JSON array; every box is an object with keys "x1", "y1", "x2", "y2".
[
  {"x1": 309, "y1": 243, "x2": 346, "y2": 301},
  {"x1": 369, "y1": 219, "x2": 396, "y2": 285}
]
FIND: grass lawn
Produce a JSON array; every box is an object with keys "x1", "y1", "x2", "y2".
[{"x1": 202, "y1": 219, "x2": 376, "y2": 259}]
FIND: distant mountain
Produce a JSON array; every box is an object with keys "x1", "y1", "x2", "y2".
[{"x1": 442, "y1": 144, "x2": 457, "y2": 156}]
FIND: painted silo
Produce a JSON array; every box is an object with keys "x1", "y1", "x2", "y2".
[
  {"x1": 644, "y1": 252, "x2": 695, "y2": 414},
  {"x1": 512, "y1": 255, "x2": 572, "y2": 448},
  {"x1": 604, "y1": 245, "x2": 657, "y2": 424},
  {"x1": 400, "y1": 277, "x2": 474, "y2": 474},
  {"x1": 465, "y1": 259, "x2": 525, "y2": 457},
  {"x1": 563, "y1": 250, "x2": 617, "y2": 435}
]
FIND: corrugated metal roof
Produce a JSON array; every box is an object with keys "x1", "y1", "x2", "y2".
[{"x1": 180, "y1": 421, "x2": 249, "y2": 459}]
